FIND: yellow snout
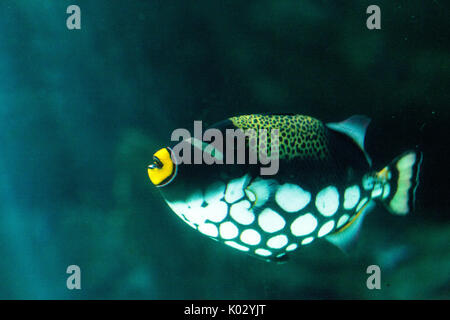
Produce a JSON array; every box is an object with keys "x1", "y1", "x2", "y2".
[{"x1": 147, "y1": 148, "x2": 176, "y2": 187}]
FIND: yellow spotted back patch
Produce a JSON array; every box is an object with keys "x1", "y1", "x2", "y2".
[{"x1": 229, "y1": 114, "x2": 329, "y2": 160}]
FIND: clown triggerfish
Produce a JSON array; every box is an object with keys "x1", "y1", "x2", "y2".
[{"x1": 147, "y1": 114, "x2": 422, "y2": 262}]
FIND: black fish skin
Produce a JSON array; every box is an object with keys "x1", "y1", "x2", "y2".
[{"x1": 153, "y1": 114, "x2": 379, "y2": 262}]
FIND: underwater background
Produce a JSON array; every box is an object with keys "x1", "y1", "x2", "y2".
[{"x1": 0, "y1": 0, "x2": 448, "y2": 299}]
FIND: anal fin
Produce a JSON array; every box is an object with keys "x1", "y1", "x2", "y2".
[{"x1": 326, "y1": 201, "x2": 375, "y2": 253}]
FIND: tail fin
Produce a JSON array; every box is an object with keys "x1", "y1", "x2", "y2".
[{"x1": 376, "y1": 151, "x2": 423, "y2": 215}]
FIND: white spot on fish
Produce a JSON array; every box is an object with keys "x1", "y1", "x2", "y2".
[
  {"x1": 229, "y1": 200, "x2": 254, "y2": 225},
  {"x1": 315, "y1": 186, "x2": 339, "y2": 217},
  {"x1": 275, "y1": 183, "x2": 311, "y2": 212},
  {"x1": 224, "y1": 241, "x2": 249, "y2": 252},
  {"x1": 267, "y1": 234, "x2": 288, "y2": 249},
  {"x1": 290, "y1": 213, "x2": 317, "y2": 236},
  {"x1": 372, "y1": 183, "x2": 383, "y2": 198},
  {"x1": 286, "y1": 243, "x2": 298, "y2": 251},
  {"x1": 219, "y1": 221, "x2": 239, "y2": 240},
  {"x1": 198, "y1": 223, "x2": 218, "y2": 237},
  {"x1": 356, "y1": 197, "x2": 369, "y2": 212},
  {"x1": 362, "y1": 175, "x2": 374, "y2": 190},
  {"x1": 318, "y1": 220, "x2": 335, "y2": 237},
  {"x1": 258, "y1": 208, "x2": 286, "y2": 233},
  {"x1": 205, "y1": 200, "x2": 228, "y2": 223},
  {"x1": 240, "y1": 229, "x2": 261, "y2": 245},
  {"x1": 343, "y1": 185, "x2": 360, "y2": 210},
  {"x1": 255, "y1": 248, "x2": 272, "y2": 256},
  {"x1": 301, "y1": 236, "x2": 314, "y2": 245},
  {"x1": 337, "y1": 214, "x2": 350, "y2": 228}
]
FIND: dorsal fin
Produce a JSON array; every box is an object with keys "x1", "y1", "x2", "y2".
[{"x1": 326, "y1": 115, "x2": 372, "y2": 166}]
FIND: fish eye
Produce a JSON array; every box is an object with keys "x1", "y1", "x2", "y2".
[
  {"x1": 147, "y1": 147, "x2": 177, "y2": 187},
  {"x1": 149, "y1": 156, "x2": 163, "y2": 169}
]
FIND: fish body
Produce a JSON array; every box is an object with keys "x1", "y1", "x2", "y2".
[{"x1": 147, "y1": 114, "x2": 422, "y2": 262}]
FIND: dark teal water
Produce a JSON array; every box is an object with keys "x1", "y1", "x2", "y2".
[{"x1": 0, "y1": 0, "x2": 448, "y2": 299}]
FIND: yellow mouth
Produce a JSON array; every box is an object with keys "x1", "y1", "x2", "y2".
[{"x1": 147, "y1": 148, "x2": 176, "y2": 187}]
